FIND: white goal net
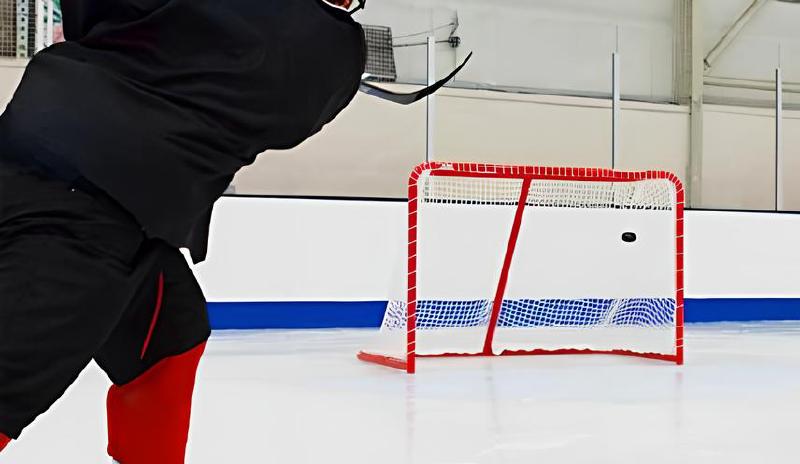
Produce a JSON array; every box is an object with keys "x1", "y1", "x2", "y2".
[{"x1": 359, "y1": 163, "x2": 684, "y2": 373}]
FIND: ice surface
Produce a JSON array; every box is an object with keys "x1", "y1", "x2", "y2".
[{"x1": 3, "y1": 323, "x2": 800, "y2": 464}]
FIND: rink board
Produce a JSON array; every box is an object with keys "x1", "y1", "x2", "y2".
[{"x1": 206, "y1": 299, "x2": 800, "y2": 329}]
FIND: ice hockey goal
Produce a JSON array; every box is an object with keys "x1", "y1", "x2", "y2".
[{"x1": 358, "y1": 162, "x2": 684, "y2": 373}]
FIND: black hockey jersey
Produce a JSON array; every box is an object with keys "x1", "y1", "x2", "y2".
[{"x1": 0, "y1": 0, "x2": 366, "y2": 261}]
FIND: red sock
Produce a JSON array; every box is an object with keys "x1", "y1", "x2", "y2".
[
  {"x1": 107, "y1": 342, "x2": 206, "y2": 464},
  {"x1": 0, "y1": 433, "x2": 10, "y2": 452}
]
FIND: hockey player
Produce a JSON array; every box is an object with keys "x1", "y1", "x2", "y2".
[
  {"x1": 0, "y1": 0, "x2": 365, "y2": 462},
  {"x1": 0, "y1": 0, "x2": 469, "y2": 460}
]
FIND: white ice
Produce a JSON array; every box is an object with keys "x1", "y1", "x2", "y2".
[{"x1": 2, "y1": 322, "x2": 800, "y2": 464}]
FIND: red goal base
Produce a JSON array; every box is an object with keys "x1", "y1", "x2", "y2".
[{"x1": 358, "y1": 349, "x2": 683, "y2": 374}]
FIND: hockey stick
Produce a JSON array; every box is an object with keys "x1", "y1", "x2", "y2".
[{"x1": 359, "y1": 52, "x2": 473, "y2": 105}]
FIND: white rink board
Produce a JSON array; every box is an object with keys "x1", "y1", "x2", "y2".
[
  {"x1": 507, "y1": 207, "x2": 675, "y2": 299},
  {"x1": 416, "y1": 203, "x2": 512, "y2": 301},
  {"x1": 194, "y1": 197, "x2": 800, "y2": 301},
  {"x1": 195, "y1": 197, "x2": 407, "y2": 302},
  {"x1": 417, "y1": 204, "x2": 675, "y2": 301}
]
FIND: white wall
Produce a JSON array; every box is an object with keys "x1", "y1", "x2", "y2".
[
  {"x1": 0, "y1": 60, "x2": 27, "y2": 109},
  {"x1": 194, "y1": 197, "x2": 800, "y2": 302},
  {"x1": 357, "y1": 0, "x2": 675, "y2": 100},
  {"x1": 234, "y1": 88, "x2": 692, "y2": 199},
  {"x1": 702, "y1": 105, "x2": 776, "y2": 210},
  {"x1": 0, "y1": 0, "x2": 798, "y2": 211},
  {"x1": 702, "y1": 0, "x2": 800, "y2": 108},
  {"x1": 359, "y1": 0, "x2": 800, "y2": 105},
  {"x1": 703, "y1": 0, "x2": 800, "y2": 82}
]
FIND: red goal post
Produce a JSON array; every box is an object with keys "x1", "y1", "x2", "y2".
[{"x1": 359, "y1": 162, "x2": 685, "y2": 373}]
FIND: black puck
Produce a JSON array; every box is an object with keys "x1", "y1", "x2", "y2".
[{"x1": 622, "y1": 232, "x2": 637, "y2": 243}]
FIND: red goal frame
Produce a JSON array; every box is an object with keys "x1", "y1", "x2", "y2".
[{"x1": 358, "y1": 162, "x2": 685, "y2": 373}]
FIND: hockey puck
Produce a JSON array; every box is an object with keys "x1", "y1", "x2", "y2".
[{"x1": 621, "y1": 232, "x2": 637, "y2": 243}]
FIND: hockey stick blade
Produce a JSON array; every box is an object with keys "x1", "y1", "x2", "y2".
[{"x1": 359, "y1": 52, "x2": 473, "y2": 105}]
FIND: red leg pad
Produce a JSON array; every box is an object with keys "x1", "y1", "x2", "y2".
[
  {"x1": 107, "y1": 343, "x2": 206, "y2": 464},
  {"x1": 0, "y1": 433, "x2": 10, "y2": 452}
]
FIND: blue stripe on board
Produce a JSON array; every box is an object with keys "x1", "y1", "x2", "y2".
[
  {"x1": 207, "y1": 301, "x2": 387, "y2": 329},
  {"x1": 207, "y1": 299, "x2": 800, "y2": 330}
]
